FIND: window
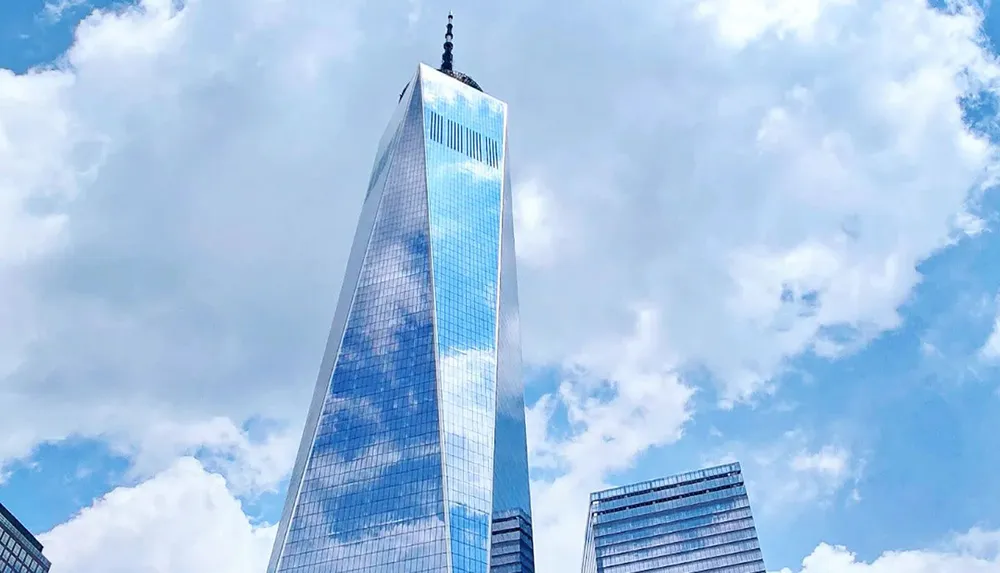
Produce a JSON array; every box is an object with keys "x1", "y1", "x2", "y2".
[{"x1": 425, "y1": 110, "x2": 501, "y2": 169}]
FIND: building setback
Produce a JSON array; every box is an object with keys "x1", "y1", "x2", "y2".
[
  {"x1": 582, "y1": 463, "x2": 766, "y2": 573},
  {"x1": 0, "y1": 501, "x2": 51, "y2": 573}
]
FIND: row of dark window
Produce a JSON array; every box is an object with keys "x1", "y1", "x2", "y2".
[
  {"x1": 596, "y1": 479, "x2": 745, "y2": 520},
  {"x1": 426, "y1": 110, "x2": 502, "y2": 169},
  {"x1": 1, "y1": 528, "x2": 47, "y2": 573},
  {"x1": 594, "y1": 469, "x2": 742, "y2": 506}
]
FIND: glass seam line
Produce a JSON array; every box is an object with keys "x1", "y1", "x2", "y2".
[
  {"x1": 488, "y1": 110, "x2": 508, "y2": 572},
  {"x1": 422, "y1": 68, "x2": 455, "y2": 573}
]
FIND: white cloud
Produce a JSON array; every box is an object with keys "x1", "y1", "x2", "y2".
[
  {"x1": 980, "y1": 308, "x2": 1000, "y2": 362},
  {"x1": 790, "y1": 446, "x2": 850, "y2": 476},
  {"x1": 776, "y1": 528, "x2": 1000, "y2": 573},
  {"x1": 41, "y1": 457, "x2": 275, "y2": 573},
  {"x1": 0, "y1": 0, "x2": 368, "y2": 471},
  {"x1": 0, "y1": 0, "x2": 990, "y2": 445},
  {"x1": 406, "y1": 0, "x2": 422, "y2": 27},
  {"x1": 174, "y1": 419, "x2": 300, "y2": 497},
  {"x1": 0, "y1": 0, "x2": 997, "y2": 571},
  {"x1": 42, "y1": 0, "x2": 88, "y2": 22},
  {"x1": 512, "y1": 178, "x2": 567, "y2": 267},
  {"x1": 709, "y1": 430, "x2": 861, "y2": 516},
  {"x1": 695, "y1": 0, "x2": 853, "y2": 48},
  {"x1": 514, "y1": 0, "x2": 1000, "y2": 407},
  {"x1": 40, "y1": 459, "x2": 1000, "y2": 573},
  {"x1": 954, "y1": 527, "x2": 1000, "y2": 559},
  {"x1": 528, "y1": 305, "x2": 694, "y2": 573},
  {"x1": 953, "y1": 209, "x2": 988, "y2": 238}
]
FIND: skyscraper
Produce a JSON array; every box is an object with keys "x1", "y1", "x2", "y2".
[
  {"x1": 582, "y1": 463, "x2": 766, "y2": 573},
  {"x1": 0, "y1": 501, "x2": 51, "y2": 573},
  {"x1": 267, "y1": 15, "x2": 533, "y2": 573}
]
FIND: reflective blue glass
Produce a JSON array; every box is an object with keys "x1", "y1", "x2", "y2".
[
  {"x1": 268, "y1": 64, "x2": 533, "y2": 573},
  {"x1": 422, "y1": 64, "x2": 525, "y2": 573},
  {"x1": 486, "y1": 145, "x2": 535, "y2": 573},
  {"x1": 582, "y1": 464, "x2": 767, "y2": 573}
]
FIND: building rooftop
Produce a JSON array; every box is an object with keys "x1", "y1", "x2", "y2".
[
  {"x1": 493, "y1": 508, "x2": 531, "y2": 522},
  {"x1": 590, "y1": 462, "x2": 743, "y2": 503},
  {"x1": 0, "y1": 500, "x2": 44, "y2": 552}
]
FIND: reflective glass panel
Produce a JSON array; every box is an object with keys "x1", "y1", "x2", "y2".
[
  {"x1": 270, "y1": 78, "x2": 448, "y2": 573},
  {"x1": 582, "y1": 464, "x2": 767, "y2": 573},
  {"x1": 268, "y1": 64, "x2": 535, "y2": 573},
  {"x1": 421, "y1": 64, "x2": 506, "y2": 573}
]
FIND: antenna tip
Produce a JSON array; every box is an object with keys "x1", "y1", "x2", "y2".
[{"x1": 440, "y1": 11, "x2": 456, "y2": 72}]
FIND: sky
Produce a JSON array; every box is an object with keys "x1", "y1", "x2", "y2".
[{"x1": 2, "y1": 0, "x2": 1000, "y2": 572}]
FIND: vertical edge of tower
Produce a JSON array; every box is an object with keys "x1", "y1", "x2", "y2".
[
  {"x1": 487, "y1": 100, "x2": 508, "y2": 573},
  {"x1": 580, "y1": 503, "x2": 598, "y2": 573},
  {"x1": 415, "y1": 62, "x2": 457, "y2": 573},
  {"x1": 265, "y1": 69, "x2": 423, "y2": 573}
]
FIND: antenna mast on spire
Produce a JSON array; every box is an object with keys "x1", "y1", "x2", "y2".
[{"x1": 440, "y1": 12, "x2": 454, "y2": 72}]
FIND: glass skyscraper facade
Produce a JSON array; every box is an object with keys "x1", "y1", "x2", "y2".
[
  {"x1": 0, "y1": 501, "x2": 51, "y2": 573},
  {"x1": 582, "y1": 463, "x2": 766, "y2": 573},
  {"x1": 266, "y1": 55, "x2": 533, "y2": 573}
]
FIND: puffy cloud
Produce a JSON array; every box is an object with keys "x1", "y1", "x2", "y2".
[
  {"x1": 120, "y1": 417, "x2": 301, "y2": 496},
  {"x1": 0, "y1": 0, "x2": 368, "y2": 471},
  {"x1": 980, "y1": 304, "x2": 1000, "y2": 362},
  {"x1": 43, "y1": 0, "x2": 88, "y2": 22},
  {"x1": 512, "y1": 178, "x2": 567, "y2": 267},
  {"x1": 0, "y1": 0, "x2": 997, "y2": 571},
  {"x1": 709, "y1": 430, "x2": 862, "y2": 516},
  {"x1": 41, "y1": 457, "x2": 275, "y2": 573},
  {"x1": 513, "y1": 0, "x2": 999, "y2": 558},
  {"x1": 513, "y1": 0, "x2": 999, "y2": 406},
  {"x1": 776, "y1": 528, "x2": 1000, "y2": 573},
  {"x1": 527, "y1": 305, "x2": 694, "y2": 573},
  {"x1": 38, "y1": 456, "x2": 999, "y2": 573}
]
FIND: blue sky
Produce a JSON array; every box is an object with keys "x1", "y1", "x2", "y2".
[{"x1": 4, "y1": 1, "x2": 1000, "y2": 573}]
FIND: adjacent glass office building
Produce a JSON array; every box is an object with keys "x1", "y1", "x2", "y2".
[
  {"x1": 490, "y1": 509, "x2": 534, "y2": 573},
  {"x1": 267, "y1": 23, "x2": 533, "y2": 573},
  {"x1": 0, "y1": 501, "x2": 51, "y2": 573},
  {"x1": 582, "y1": 463, "x2": 766, "y2": 573}
]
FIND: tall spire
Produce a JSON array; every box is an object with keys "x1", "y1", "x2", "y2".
[
  {"x1": 440, "y1": 12, "x2": 454, "y2": 72},
  {"x1": 398, "y1": 11, "x2": 482, "y2": 99}
]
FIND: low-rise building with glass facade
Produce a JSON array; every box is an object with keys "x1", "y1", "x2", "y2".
[
  {"x1": 490, "y1": 509, "x2": 534, "y2": 573},
  {"x1": 582, "y1": 462, "x2": 765, "y2": 573},
  {"x1": 0, "y1": 501, "x2": 51, "y2": 573}
]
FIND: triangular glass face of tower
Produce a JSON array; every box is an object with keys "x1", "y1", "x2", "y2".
[{"x1": 267, "y1": 64, "x2": 533, "y2": 573}]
